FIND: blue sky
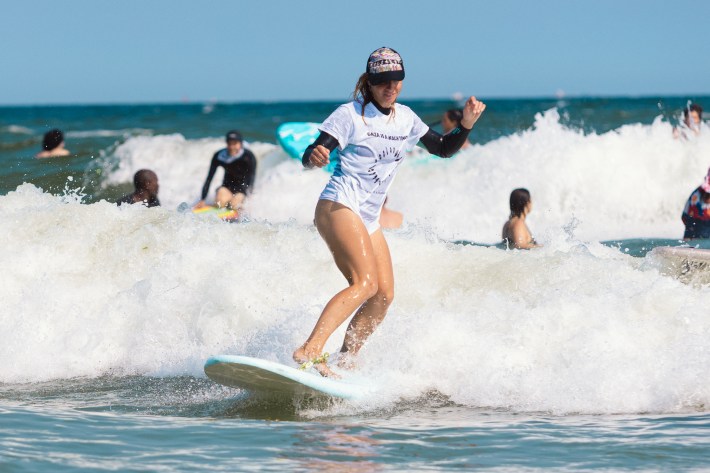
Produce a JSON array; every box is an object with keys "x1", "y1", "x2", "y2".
[{"x1": 2, "y1": 0, "x2": 709, "y2": 105}]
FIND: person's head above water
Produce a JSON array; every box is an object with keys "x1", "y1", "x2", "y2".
[
  {"x1": 42, "y1": 129, "x2": 64, "y2": 151},
  {"x1": 442, "y1": 109, "x2": 464, "y2": 133},
  {"x1": 353, "y1": 47, "x2": 405, "y2": 112},
  {"x1": 134, "y1": 169, "x2": 159, "y2": 197},
  {"x1": 509, "y1": 188, "x2": 532, "y2": 218},
  {"x1": 683, "y1": 103, "x2": 703, "y2": 126}
]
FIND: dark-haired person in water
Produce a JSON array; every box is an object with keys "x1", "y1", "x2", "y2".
[
  {"x1": 36, "y1": 129, "x2": 71, "y2": 158},
  {"x1": 681, "y1": 167, "x2": 710, "y2": 240},
  {"x1": 674, "y1": 103, "x2": 704, "y2": 139},
  {"x1": 116, "y1": 169, "x2": 161, "y2": 208},
  {"x1": 502, "y1": 188, "x2": 539, "y2": 249},
  {"x1": 294, "y1": 47, "x2": 486, "y2": 377},
  {"x1": 441, "y1": 109, "x2": 471, "y2": 150}
]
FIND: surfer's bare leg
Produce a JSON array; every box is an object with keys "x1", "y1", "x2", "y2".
[
  {"x1": 228, "y1": 192, "x2": 246, "y2": 210},
  {"x1": 338, "y1": 228, "x2": 394, "y2": 366},
  {"x1": 294, "y1": 199, "x2": 379, "y2": 377},
  {"x1": 215, "y1": 187, "x2": 233, "y2": 208},
  {"x1": 216, "y1": 188, "x2": 245, "y2": 210}
]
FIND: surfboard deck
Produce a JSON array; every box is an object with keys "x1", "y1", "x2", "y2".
[
  {"x1": 204, "y1": 355, "x2": 369, "y2": 400},
  {"x1": 276, "y1": 122, "x2": 339, "y2": 172},
  {"x1": 652, "y1": 246, "x2": 710, "y2": 262},
  {"x1": 192, "y1": 205, "x2": 239, "y2": 222}
]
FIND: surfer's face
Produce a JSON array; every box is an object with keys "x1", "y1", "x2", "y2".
[
  {"x1": 370, "y1": 80, "x2": 402, "y2": 109},
  {"x1": 227, "y1": 139, "x2": 242, "y2": 155}
]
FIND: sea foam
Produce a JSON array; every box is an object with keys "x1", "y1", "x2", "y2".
[
  {"x1": 2, "y1": 184, "x2": 709, "y2": 414},
  {"x1": 101, "y1": 109, "x2": 710, "y2": 242}
]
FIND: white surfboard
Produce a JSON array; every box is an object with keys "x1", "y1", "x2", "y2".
[
  {"x1": 204, "y1": 355, "x2": 370, "y2": 400},
  {"x1": 652, "y1": 246, "x2": 710, "y2": 263}
]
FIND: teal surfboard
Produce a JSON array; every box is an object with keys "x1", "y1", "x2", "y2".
[
  {"x1": 276, "y1": 122, "x2": 339, "y2": 172},
  {"x1": 204, "y1": 355, "x2": 370, "y2": 400}
]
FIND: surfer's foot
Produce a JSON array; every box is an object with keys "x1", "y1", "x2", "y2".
[{"x1": 293, "y1": 347, "x2": 340, "y2": 379}]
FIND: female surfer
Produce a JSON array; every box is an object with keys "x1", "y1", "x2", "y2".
[{"x1": 294, "y1": 47, "x2": 486, "y2": 377}]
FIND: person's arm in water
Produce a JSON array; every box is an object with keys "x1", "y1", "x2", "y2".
[
  {"x1": 196, "y1": 152, "x2": 220, "y2": 207},
  {"x1": 302, "y1": 132, "x2": 340, "y2": 168},
  {"x1": 420, "y1": 96, "x2": 486, "y2": 157}
]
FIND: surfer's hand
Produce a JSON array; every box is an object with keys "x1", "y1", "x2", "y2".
[
  {"x1": 309, "y1": 145, "x2": 330, "y2": 168},
  {"x1": 194, "y1": 200, "x2": 207, "y2": 209},
  {"x1": 461, "y1": 96, "x2": 486, "y2": 129}
]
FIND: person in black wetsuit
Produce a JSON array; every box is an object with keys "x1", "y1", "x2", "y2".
[
  {"x1": 116, "y1": 169, "x2": 160, "y2": 207},
  {"x1": 195, "y1": 130, "x2": 257, "y2": 210}
]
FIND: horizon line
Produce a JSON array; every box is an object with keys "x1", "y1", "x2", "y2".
[{"x1": 1, "y1": 92, "x2": 709, "y2": 108}]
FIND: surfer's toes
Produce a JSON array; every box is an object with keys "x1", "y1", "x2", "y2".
[
  {"x1": 293, "y1": 348, "x2": 306, "y2": 365},
  {"x1": 313, "y1": 362, "x2": 340, "y2": 379},
  {"x1": 293, "y1": 349, "x2": 339, "y2": 378}
]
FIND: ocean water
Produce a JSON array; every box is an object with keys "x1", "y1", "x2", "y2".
[{"x1": 1, "y1": 97, "x2": 710, "y2": 471}]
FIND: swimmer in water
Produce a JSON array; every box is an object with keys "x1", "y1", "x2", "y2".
[
  {"x1": 673, "y1": 103, "x2": 704, "y2": 139},
  {"x1": 441, "y1": 109, "x2": 471, "y2": 150},
  {"x1": 116, "y1": 169, "x2": 161, "y2": 208},
  {"x1": 36, "y1": 129, "x2": 71, "y2": 158},
  {"x1": 502, "y1": 188, "x2": 539, "y2": 249}
]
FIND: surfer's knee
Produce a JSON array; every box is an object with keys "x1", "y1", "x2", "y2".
[
  {"x1": 370, "y1": 283, "x2": 394, "y2": 308},
  {"x1": 353, "y1": 277, "x2": 378, "y2": 301},
  {"x1": 380, "y1": 287, "x2": 394, "y2": 307}
]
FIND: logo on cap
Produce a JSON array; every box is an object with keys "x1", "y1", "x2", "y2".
[
  {"x1": 366, "y1": 47, "x2": 405, "y2": 84},
  {"x1": 226, "y1": 130, "x2": 242, "y2": 142}
]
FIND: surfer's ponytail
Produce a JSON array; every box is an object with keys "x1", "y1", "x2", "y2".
[{"x1": 353, "y1": 73, "x2": 374, "y2": 123}]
